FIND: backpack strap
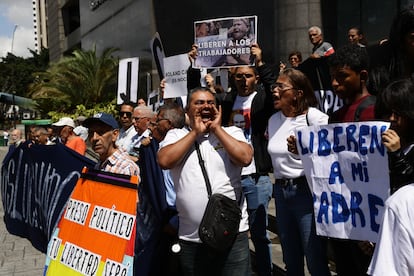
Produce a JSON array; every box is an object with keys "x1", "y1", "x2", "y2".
[{"x1": 354, "y1": 95, "x2": 376, "y2": 121}]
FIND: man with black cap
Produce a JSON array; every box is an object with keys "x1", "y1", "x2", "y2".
[{"x1": 83, "y1": 112, "x2": 140, "y2": 176}]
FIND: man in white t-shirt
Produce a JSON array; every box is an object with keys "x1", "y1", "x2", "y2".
[
  {"x1": 367, "y1": 183, "x2": 414, "y2": 276},
  {"x1": 158, "y1": 87, "x2": 253, "y2": 275}
]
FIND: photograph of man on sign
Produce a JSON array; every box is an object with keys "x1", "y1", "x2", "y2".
[{"x1": 194, "y1": 15, "x2": 257, "y2": 68}]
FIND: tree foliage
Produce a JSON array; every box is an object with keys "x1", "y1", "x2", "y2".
[
  {"x1": 0, "y1": 48, "x2": 49, "y2": 96},
  {"x1": 29, "y1": 47, "x2": 119, "y2": 116},
  {"x1": 0, "y1": 48, "x2": 49, "y2": 127}
]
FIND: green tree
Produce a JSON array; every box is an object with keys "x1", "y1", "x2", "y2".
[
  {"x1": 29, "y1": 47, "x2": 119, "y2": 115},
  {"x1": 0, "y1": 48, "x2": 49, "y2": 97},
  {"x1": 0, "y1": 48, "x2": 49, "y2": 127}
]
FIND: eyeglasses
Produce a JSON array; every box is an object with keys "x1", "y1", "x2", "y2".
[
  {"x1": 132, "y1": 116, "x2": 148, "y2": 121},
  {"x1": 271, "y1": 83, "x2": 297, "y2": 93},
  {"x1": 119, "y1": 111, "x2": 132, "y2": 117},
  {"x1": 155, "y1": 118, "x2": 170, "y2": 124},
  {"x1": 234, "y1": 73, "x2": 254, "y2": 80}
]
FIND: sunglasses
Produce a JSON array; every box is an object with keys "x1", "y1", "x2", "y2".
[{"x1": 119, "y1": 111, "x2": 132, "y2": 117}]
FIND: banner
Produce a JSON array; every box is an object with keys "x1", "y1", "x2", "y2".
[
  {"x1": 295, "y1": 121, "x2": 390, "y2": 242},
  {"x1": 44, "y1": 168, "x2": 139, "y2": 276},
  {"x1": 194, "y1": 15, "x2": 257, "y2": 68},
  {"x1": 1, "y1": 142, "x2": 96, "y2": 252}
]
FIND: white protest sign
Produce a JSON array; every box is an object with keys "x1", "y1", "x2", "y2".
[
  {"x1": 163, "y1": 53, "x2": 190, "y2": 99},
  {"x1": 295, "y1": 121, "x2": 390, "y2": 242},
  {"x1": 117, "y1": 57, "x2": 139, "y2": 104}
]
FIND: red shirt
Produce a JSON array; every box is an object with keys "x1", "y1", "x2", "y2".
[{"x1": 329, "y1": 94, "x2": 376, "y2": 123}]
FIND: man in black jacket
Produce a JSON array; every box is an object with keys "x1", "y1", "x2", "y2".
[{"x1": 220, "y1": 44, "x2": 277, "y2": 276}]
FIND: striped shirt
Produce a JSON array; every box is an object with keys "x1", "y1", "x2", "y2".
[{"x1": 97, "y1": 148, "x2": 140, "y2": 176}]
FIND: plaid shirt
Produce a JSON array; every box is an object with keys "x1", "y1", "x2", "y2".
[{"x1": 97, "y1": 148, "x2": 140, "y2": 176}]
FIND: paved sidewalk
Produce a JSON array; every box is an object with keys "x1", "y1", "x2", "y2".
[
  {"x1": 0, "y1": 147, "x2": 45, "y2": 276},
  {"x1": 0, "y1": 201, "x2": 45, "y2": 275}
]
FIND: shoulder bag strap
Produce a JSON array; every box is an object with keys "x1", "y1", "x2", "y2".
[{"x1": 195, "y1": 141, "x2": 212, "y2": 197}]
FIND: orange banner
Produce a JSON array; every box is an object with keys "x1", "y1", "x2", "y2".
[{"x1": 44, "y1": 168, "x2": 139, "y2": 276}]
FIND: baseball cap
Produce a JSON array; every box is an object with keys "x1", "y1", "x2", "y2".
[
  {"x1": 52, "y1": 117, "x2": 75, "y2": 128},
  {"x1": 83, "y1": 112, "x2": 119, "y2": 129}
]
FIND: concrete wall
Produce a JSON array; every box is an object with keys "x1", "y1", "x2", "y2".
[{"x1": 276, "y1": 0, "x2": 322, "y2": 64}]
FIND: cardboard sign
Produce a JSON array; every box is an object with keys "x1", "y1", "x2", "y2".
[{"x1": 296, "y1": 121, "x2": 390, "y2": 242}]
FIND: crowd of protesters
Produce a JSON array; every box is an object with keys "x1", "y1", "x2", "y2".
[{"x1": 4, "y1": 6, "x2": 414, "y2": 276}]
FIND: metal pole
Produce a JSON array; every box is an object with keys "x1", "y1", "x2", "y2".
[
  {"x1": 12, "y1": 92, "x2": 16, "y2": 129},
  {"x1": 11, "y1": 25, "x2": 18, "y2": 54}
]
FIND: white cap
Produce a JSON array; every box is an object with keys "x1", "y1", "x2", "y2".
[
  {"x1": 73, "y1": 126, "x2": 88, "y2": 141},
  {"x1": 52, "y1": 117, "x2": 75, "y2": 128}
]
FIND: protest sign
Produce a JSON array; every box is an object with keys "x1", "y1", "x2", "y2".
[
  {"x1": 150, "y1": 32, "x2": 166, "y2": 80},
  {"x1": 117, "y1": 57, "x2": 139, "y2": 104},
  {"x1": 163, "y1": 53, "x2": 189, "y2": 99},
  {"x1": 295, "y1": 121, "x2": 390, "y2": 242},
  {"x1": 194, "y1": 15, "x2": 257, "y2": 68},
  {"x1": 44, "y1": 168, "x2": 139, "y2": 276},
  {"x1": 1, "y1": 142, "x2": 95, "y2": 253}
]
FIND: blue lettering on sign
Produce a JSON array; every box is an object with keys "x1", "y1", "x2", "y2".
[
  {"x1": 368, "y1": 194, "x2": 384, "y2": 233},
  {"x1": 297, "y1": 124, "x2": 387, "y2": 157},
  {"x1": 329, "y1": 161, "x2": 344, "y2": 184},
  {"x1": 351, "y1": 161, "x2": 369, "y2": 182},
  {"x1": 359, "y1": 125, "x2": 370, "y2": 155},
  {"x1": 332, "y1": 192, "x2": 350, "y2": 223},
  {"x1": 315, "y1": 191, "x2": 384, "y2": 233},
  {"x1": 350, "y1": 191, "x2": 365, "y2": 227},
  {"x1": 346, "y1": 125, "x2": 358, "y2": 152},
  {"x1": 333, "y1": 126, "x2": 346, "y2": 152},
  {"x1": 318, "y1": 129, "x2": 330, "y2": 156},
  {"x1": 317, "y1": 192, "x2": 330, "y2": 224}
]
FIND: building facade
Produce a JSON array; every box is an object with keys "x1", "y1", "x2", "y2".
[
  {"x1": 33, "y1": 0, "x2": 48, "y2": 53},
  {"x1": 45, "y1": 0, "x2": 414, "y2": 98}
]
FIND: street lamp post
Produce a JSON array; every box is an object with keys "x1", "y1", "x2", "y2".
[
  {"x1": 11, "y1": 25, "x2": 18, "y2": 54},
  {"x1": 12, "y1": 91, "x2": 16, "y2": 129}
]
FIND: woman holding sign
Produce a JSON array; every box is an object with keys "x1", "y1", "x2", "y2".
[{"x1": 267, "y1": 68, "x2": 331, "y2": 275}]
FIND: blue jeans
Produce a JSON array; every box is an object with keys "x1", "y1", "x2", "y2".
[
  {"x1": 274, "y1": 181, "x2": 331, "y2": 276},
  {"x1": 179, "y1": 231, "x2": 251, "y2": 276},
  {"x1": 241, "y1": 175, "x2": 273, "y2": 276}
]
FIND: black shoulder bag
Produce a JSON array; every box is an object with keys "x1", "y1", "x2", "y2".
[{"x1": 195, "y1": 141, "x2": 242, "y2": 251}]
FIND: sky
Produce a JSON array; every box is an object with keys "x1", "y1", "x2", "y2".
[{"x1": 0, "y1": 0, "x2": 36, "y2": 58}]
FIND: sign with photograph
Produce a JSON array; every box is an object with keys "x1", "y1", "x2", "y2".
[{"x1": 194, "y1": 15, "x2": 257, "y2": 68}]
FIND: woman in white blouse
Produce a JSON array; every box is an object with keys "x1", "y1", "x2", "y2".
[{"x1": 267, "y1": 68, "x2": 331, "y2": 275}]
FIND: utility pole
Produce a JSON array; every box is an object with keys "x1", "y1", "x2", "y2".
[{"x1": 11, "y1": 25, "x2": 18, "y2": 54}]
